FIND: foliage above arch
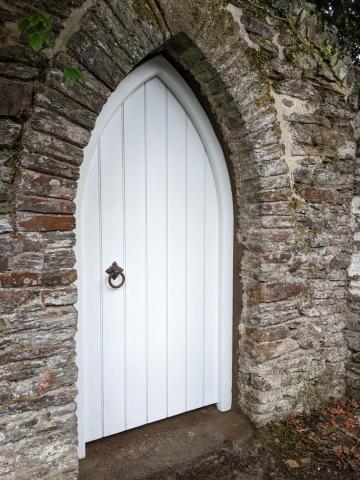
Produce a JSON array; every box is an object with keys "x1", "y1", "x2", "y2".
[
  {"x1": 313, "y1": 0, "x2": 360, "y2": 65},
  {"x1": 17, "y1": 14, "x2": 86, "y2": 86}
]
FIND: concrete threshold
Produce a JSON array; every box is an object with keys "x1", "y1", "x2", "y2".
[{"x1": 79, "y1": 406, "x2": 253, "y2": 480}]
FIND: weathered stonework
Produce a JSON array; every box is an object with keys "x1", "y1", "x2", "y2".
[{"x1": 0, "y1": 0, "x2": 359, "y2": 477}]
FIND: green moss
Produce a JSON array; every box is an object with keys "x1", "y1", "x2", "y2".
[
  {"x1": 289, "y1": 196, "x2": 304, "y2": 210},
  {"x1": 283, "y1": 15, "x2": 343, "y2": 72},
  {"x1": 272, "y1": 124, "x2": 282, "y2": 136},
  {"x1": 9, "y1": 394, "x2": 31, "y2": 404},
  {"x1": 14, "y1": 343, "x2": 29, "y2": 351},
  {"x1": 259, "y1": 422, "x2": 302, "y2": 453},
  {"x1": 320, "y1": 41, "x2": 338, "y2": 59},
  {"x1": 246, "y1": 47, "x2": 269, "y2": 75},
  {"x1": 0, "y1": 147, "x2": 17, "y2": 154},
  {"x1": 287, "y1": 44, "x2": 306, "y2": 61},
  {"x1": 255, "y1": 95, "x2": 273, "y2": 108}
]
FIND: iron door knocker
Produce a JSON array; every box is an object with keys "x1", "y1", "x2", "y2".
[{"x1": 105, "y1": 261, "x2": 125, "y2": 289}]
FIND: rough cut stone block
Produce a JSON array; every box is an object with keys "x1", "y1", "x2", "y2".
[
  {"x1": 41, "y1": 286, "x2": 77, "y2": 306},
  {"x1": 8, "y1": 252, "x2": 44, "y2": 271},
  {"x1": 241, "y1": 13, "x2": 273, "y2": 40},
  {"x1": 93, "y1": 2, "x2": 145, "y2": 62},
  {"x1": 246, "y1": 325, "x2": 289, "y2": 342},
  {"x1": 0, "y1": 214, "x2": 12, "y2": 233},
  {"x1": 42, "y1": 269, "x2": 77, "y2": 286},
  {"x1": 0, "y1": 272, "x2": 40, "y2": 287},
  {"x1": 54, "y1": 52, "x2": 111, "y2": 102},
  {"x1": 248, "y1": 337, "x2": 300, "y2": 362},
  {"x1": 19, "y1": 152, "x2": 80, "y2": 180},
  {"x1": 46, "y1": 69, "x2": 105, "y2": 116},
  {"x1": 17, "y1": 195, "x2": 75, "y2": 214},
  {"x1": 260, "y1": 216, "x2": 294, "y2": 229},
  {"x1": 0, "y1": 119, "x2": 21, "y2": 147},
  {"x1": 0, "y1": 78, "x2": 33, "y2": 117},
  {"x1": 105, "y1": 0, "x2": 154, "y2": 50},
  {"x1": 0, "y1": 289, "x2": 33, "y2": 314},
  {"x1": 31, "y1": 107, "x2": 90, "y2": 148},
  {"x1": 43, "y1": 249, "x2": 76, "y2": 270},
  {"x1": 35, "y1": 87, "x2": 97, "y2": 131},
  {"x1": 298, "y1": 187, "x2": 336, "y2": 204},
  {"x1": 22, "y1": 130, "x2": 83, "y2": 165},
  {"x1": 17, "y1": 169, "x2": 77, "y2": 200},
  {"x1": 249, "y1": 281, "x2": 306, "y2": 305},
  {"x1": 84, "y1": 11, "x2": 133, "y2": 73},
  {"x1": 68, "y1": 30, "x2": 125, "y2": 90},
  {"x1": 0, "y1": 62, "x2": 39, "y2": 79},
  {"x1": 17, "y1": 213, "x2": 75, "y2": 232}
]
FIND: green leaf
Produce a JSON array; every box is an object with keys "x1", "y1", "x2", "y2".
[
  {"x1": 17, "y1": 17, "x2": 31, "y2": 33},
  {"x1": 29, "y1": 31, "x2": 47, "y2": 52},
  {"x1": 40, "y1": 16, "x2": 53, "y2": 31},
  {"x1": 62, "y1": 67, "x2": 86, "y2": 86},
  {"x1": 28, "y1": 15, "x2": 42, "y2": 27},
  {"x1": 18, "y1": 14, "x2": 53, "y2": 34},
  {"x1": 18, "y1": 15, "x2": 54, "y2": 54}
]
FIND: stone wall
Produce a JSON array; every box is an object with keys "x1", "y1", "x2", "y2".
[{"x1": 0, "y1": 0, "x2": 358, "y2": 477}]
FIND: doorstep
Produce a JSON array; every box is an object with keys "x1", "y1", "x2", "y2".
[{"x1": 79, "y1": 406, "x2": 253, "y2": 480}]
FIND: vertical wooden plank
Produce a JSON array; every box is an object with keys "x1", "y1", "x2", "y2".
[
  {"x1": 204, "y1": 156, "x2": 219, "y2": 405},
  {"x1": 145, "y1": 78, "x2": 168, "y2": 423},
  {"x1": 100, "y1": 105, "x2": 126, "y2": 436},
  {"x1": 167, "y1": 90, "x2": 187, "y2": 417},
  {"x1": 186, "y1": 119, "x2": 206, "y2": 410},
  {"x1": 123, "y1": 85, "x2": 147, "y2": 429},
  {"x1": 83, "y1": 147, "x2": 103, "y2": 442}
]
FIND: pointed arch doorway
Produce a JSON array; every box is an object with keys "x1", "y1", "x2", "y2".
[{"x1": 76, "y1": 56, "x2": 234, "y2": 458}]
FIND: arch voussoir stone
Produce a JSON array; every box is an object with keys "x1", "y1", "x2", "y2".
[{"x1": 0, "y1": 0, "x2": 358, "y2": 477}]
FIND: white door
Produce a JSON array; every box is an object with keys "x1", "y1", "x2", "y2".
[{"x1": 76, "y1": 57, "x2": 233, "y2": 451}]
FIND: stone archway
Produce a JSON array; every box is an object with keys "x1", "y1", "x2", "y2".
[{"x1": 1, "y1": 1, "x2": 358, "y2": 478}]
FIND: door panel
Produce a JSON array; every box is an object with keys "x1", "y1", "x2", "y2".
[
  {"x1": 123, "y1": 85, "x2": 147, "y2": 430},
  {"x1": 84, "y1": 76, "x2": 221, "y2": 442},
  {"x1": 204, "y1": 158, "x2": 219, "y2": 405},
  {"x1": 82, "y1": 147, "x2": 102, "y2": 442},
  {"x1": 167, "y1": 90, "x2": 187, "y2": 417},
  {"x1": 146, "y1": 78, "x2": 168, "y2": 423},
  {"x1": 100, "y1": 105, "x2": 126, "y2": 437},
  {"x1": 186, "y1": 118, "x2": 206, "y2": 411}
]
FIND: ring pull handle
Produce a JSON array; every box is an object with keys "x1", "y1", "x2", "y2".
[{"x1": 105, "y1": 261, "x2": 125, "y2": 289}]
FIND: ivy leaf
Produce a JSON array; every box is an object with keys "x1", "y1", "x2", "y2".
[
  {"x1": 28, "y1": 15, "x2": 44, "y2": 28},
  {"x1": 62, "y1": 67, "x2": 86, "y2": 86},
  {"x1": 18, "y1": 14, "x2": 53, "y2": 35},
  {"x1": 29, "y1": 31, "x2": 47, "y2": 52},
  {"x1": 39, "y1": 16, "x2": 53, "y2": 32},
  {"x1": 18, "y1": 14, "x2": 86, "y2": 87},
  {"x1": 18, "y1": 17, "x2": 31, "y2": 33}
]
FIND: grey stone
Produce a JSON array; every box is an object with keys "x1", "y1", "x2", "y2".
[
  {"x1": 0, "y1": 78, "x2": 33, "y2": 117},
  {"x1": 0, "y1": 119, "x2": 21, "y2": 147}
]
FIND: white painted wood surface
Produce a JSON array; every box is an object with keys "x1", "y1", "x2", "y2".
[
  {"x1": 100, "y1": 106, "x2": 126, "y2": 437},
  {"x1": 76, "y1": 57, "x2": 233, "y2": 457}
]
